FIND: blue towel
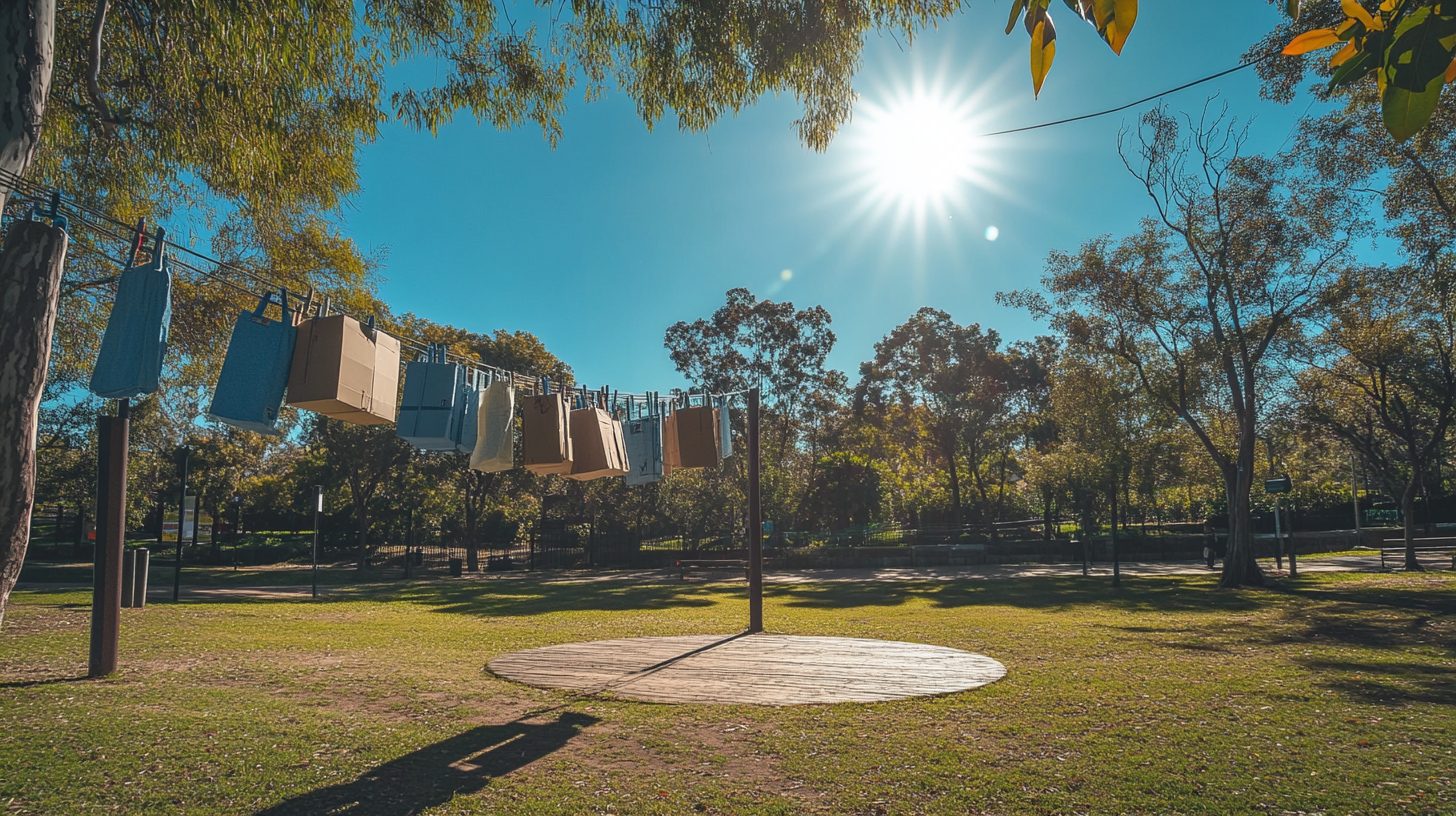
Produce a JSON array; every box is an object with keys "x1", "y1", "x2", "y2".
[
  {"x1": 207, "y1": 291, "x2": 296, "y2": 435},
  {"x1": 397, "y1": 344, "x2": 463, "y2": 450},
  {"x1": 89, "y1": 233, "x2": 172, "y2": 399},
  {"x1": 455, "y1": 378, "x2": 484, "y2": 454}
]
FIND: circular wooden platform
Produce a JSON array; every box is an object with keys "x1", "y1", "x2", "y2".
[{"x1": 487, "y1": 634, "x2": 1006, "y2": 705}]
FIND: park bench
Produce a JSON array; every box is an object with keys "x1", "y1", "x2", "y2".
[
  {"x1": 1378, "y1": 537, "x2": 1456, "y2": 570},
  {"x1": 677, "y1": 559, "x2": 748, "y2": 580}
]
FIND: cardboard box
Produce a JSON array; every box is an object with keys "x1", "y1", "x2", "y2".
[
  {"x1": 674, "y1": 406, "x2": 721, "y2": 469},
  {"x1": 286, "y1": 315, "x2": 401, "y2": 426},
  {"x1": 523, "y1": 393, "x2": 573, "y2": 475},
  {"x1": 566, "y1": 408, "x2": 629, "y2": 480}
]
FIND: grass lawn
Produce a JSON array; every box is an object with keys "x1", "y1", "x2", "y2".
[{"x1": 2, "y1": 572, "x2": 1453, "y2": 815}]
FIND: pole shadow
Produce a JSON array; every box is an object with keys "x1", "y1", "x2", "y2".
[{"x1": 252, "y1": 711, "x2": 598, "y2": 816}]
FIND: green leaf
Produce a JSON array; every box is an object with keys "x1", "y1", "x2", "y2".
[
  {"x1": 1287, "y1": 0, "x2": 1300, "y2": 20},
  {"x1": 1329, "y1": 47, "x2": 1379, "y2": 90},
  {"x1": 1385, "y1": 8, "x2": 1456, "y2": 92},
  {"x1": 1382, "y1": 70, "x2": 1445, "y2": 142},
  {"x1": 1007, "y1": 0, "x2": 1029, "y2": 35}
]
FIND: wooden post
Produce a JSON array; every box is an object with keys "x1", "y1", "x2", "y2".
[
  {"x1": 747, "y1": 388, "x2": 763, "y2": 633},
  {"x1": 88, "y1": 401, "x2": 128, "y2": 677}
]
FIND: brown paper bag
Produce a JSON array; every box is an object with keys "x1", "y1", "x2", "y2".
[
  {"x1": 662, "y1": 411, "x2": 680, "y2": 474},
  {"x1": 286, "y1": 314, "x2": 401, "y2": 425},
  {"x1": 523, "y1": 392, "x2": 573, "y2": 475},
  {"x1": 566, "y1": 408, "x2": 629, "y2": 480},
  {"x1": 673, "y1": 405, "x2": 721, "y2": 469}
]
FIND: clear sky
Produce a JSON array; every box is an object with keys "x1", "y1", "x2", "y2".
[{"x1": 345, "y1": 1, "x2": 1315, "y2": 393}]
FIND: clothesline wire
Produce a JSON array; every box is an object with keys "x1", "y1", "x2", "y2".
[
  {"x1": 977, "y1": 55, "x2": 1270, "y2": 138},
  {"x1": 1, "y1": 169, "x2": 748, "y2": 405}
]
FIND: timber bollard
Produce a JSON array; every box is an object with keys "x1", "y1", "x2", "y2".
[
  {"x1": 132, "y1": 549, "x2": 149, "y2": 609},
  {"x1": 121, "y1": 549, "x2": 136, "y2": 608}
]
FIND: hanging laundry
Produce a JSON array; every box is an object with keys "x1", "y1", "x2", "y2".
[
  {"x1": 662, "y1": 407, "x2": 681, "y2": 474},
  {"x1": 566, "y1": 408, "x2": 629, "y2": 481},
  {"x1": 622, "y1": 414, "x2": 664, "y2": 486},
  {"x1": 206, "y1": 290, "x2": 297, "y2": 434},
  {"x1": 286, "y1": 314, "x2": 401, "y2": 426},
  {"x1": 396, "y1": 344, "x2": 464, "y2": 450},
  {"x1": 673, "y1": 404, "x2": 722, "y2": 469},
  {"x1": 718, "y1": 395, "x2": 733, "y2": 459},
  {"x1": 454, "y1": 374, "x2": 485, "y2": 455},
  {"x1": 89, "y1": 230, "x2": 172, "y2": 399},
  {"x1": 469, "y1": 379, "x2": 515, "y2": 473},
  {"x1": 523, "y1": 392, "x2": 573, "y2": 475}
]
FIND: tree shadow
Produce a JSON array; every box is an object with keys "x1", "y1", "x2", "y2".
[
  {"x1": 253, "y1": 711, "x2": 598, "y2": 816},
  {"x1": 771, "y1": 575, "x2": 1275, "y2": 615},
  {"x1": 1300, "y1": 658, "x2": 1456, "y2": 707},
  {"x1": 0, "y1": 675, "x2": 91, "y2": 689},
  {"x1": 403, "y1": 582, "x2": 725, "y2": 618}
]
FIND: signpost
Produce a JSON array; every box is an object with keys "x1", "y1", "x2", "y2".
[
  {"x1": 747, "y1": 388, "x2": 762, "y2": 633},
  {"x1": 1265, "y1": 475, "x2": 1295, "y2": 576},
  {"x1": 312, "y1": 485, "x2": 322, "y2": 598}
]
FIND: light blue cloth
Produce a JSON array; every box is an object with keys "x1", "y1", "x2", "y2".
[
  {"x1": 206, "y1": 292, "x2": 296, "y2": 434},
  {"x1": 455, "y1": 379, "x2": 484, "y2": 454},
  {"x1": 89, "y1": 235, "x2": 172, "y2": 399},
  {"x1": 397, "y1": 345, "x2": 463, "y2": 450},
  {"x1": 623, "y1": 415, "x2": 664, "y2": 485}
]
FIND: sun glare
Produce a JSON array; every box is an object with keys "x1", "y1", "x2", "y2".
[{"x1": 855, "y1": 90, "x2": 983, "y2": 209}]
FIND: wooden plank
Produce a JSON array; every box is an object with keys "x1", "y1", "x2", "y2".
[{"x1": 487, "y1": 634, "x2": 1007, "y2": 705}]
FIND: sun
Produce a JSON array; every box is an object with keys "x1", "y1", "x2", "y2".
[{"x1": 855, "y1": 89, "x2": 983, "y2": 208}]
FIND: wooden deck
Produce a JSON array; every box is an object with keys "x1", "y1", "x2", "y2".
[{"x1": 487, "y1": 634, "x2": 1006, "y2": 705}]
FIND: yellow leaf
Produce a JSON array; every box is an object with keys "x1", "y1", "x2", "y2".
[
  {"x1": 1284, "y1": 28, "x2": 1342, "y2": 54},
  {"x1": 1329, "y1": 39, "x2": 1359, "y2": 66},
  {"x1": 1031, "y1": 21, "x2": 1056, "y2": 97},
  {"x1": 1341, "y1": 0, "x2": 1381, "y2": 30},
  {"x1": 1108, "y1": 0, "x2": 1137, "y2": 54}
]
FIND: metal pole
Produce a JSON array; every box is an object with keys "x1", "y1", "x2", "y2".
[
  {"x1": 747, "y1": 387, "x2": 763, "y2": 633},
  {"x1": 1110, "y1": 471, "x2": 1121, "y2": 588},
  {"x1": 173, "y1": 446, "x2": 189, "y2": 602},
  {"x1": 1352, "y1": 453, "x2": 1362, "y2": 543},
  {"x1": 1286, "y1": 502, "x2": 1298, "y2": 577},
  {"x1": 312, "y1": 485, "x2": 321, "y2": 598},
  {"x1": 88, "y1": 400, "x2": 129, "y2": 677},
  {"x1": 405, "y1": 505, "x2": 414, "y2": 579},
  {"x1": 1273, "y1": 497, "x2": 1284, "y2": 571}
]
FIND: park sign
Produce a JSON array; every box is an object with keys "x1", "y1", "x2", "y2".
[{"x1": 1265, "y1": 476, "x2": 1292, "y2": 494}]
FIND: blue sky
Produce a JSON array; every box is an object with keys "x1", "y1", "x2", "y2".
[{"x1": 346, "y1": 1, "x2": 1317, "y2": 393}]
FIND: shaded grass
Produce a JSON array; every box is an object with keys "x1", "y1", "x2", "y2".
[{"x1": 1, "y1": 572, "x2": 1453, "y2": 815}]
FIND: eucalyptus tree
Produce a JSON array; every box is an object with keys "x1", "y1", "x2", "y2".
[
  {"x1": 1002, "y1": 106, "x2": 1364, "y2": 587},
  {"x1": 855, "y1": 309, "x2": 1017, "y2": 528},
  {"x1": 1297, "y1": 266, "x2": 1456, "y2": 570}
]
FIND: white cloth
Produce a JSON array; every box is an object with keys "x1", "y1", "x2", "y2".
[
  {"x1": 718, "y1": 396, "x2": 732, "y2": 459},
  {"x1": 469, "y1": 380, "x2": 515, "y2": 473}
]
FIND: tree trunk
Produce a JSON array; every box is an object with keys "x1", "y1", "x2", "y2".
[
  {"x1": 1, "y1": 0, "x2": 54, "y2": 215},
  {"x1": 1219, "y1": 457, "x2": 1264, "y2": 588},
  {"x1": 1042, "y1": 486, "x2": 1055, "y2": 541},
  {"x1": 1401, "y1": 481, "x2": 1422, "y2": 571},
  {"x1": 0, "y1": 221, "x2": 67, "y2": 628},
  {"x1": 465, "y1": 476, "x2": 479, "y2": 572},
  {"x1": 944, "y1": 435, "x2": 961, "y2": 529}
]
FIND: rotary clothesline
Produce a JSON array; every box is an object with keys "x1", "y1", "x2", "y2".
[
  {"x1": 0, "y1": 168, "x2": 750, "y2": 406},
  {"x1": 2, "y1": 170, "x2": 748, "y2": 486}
]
